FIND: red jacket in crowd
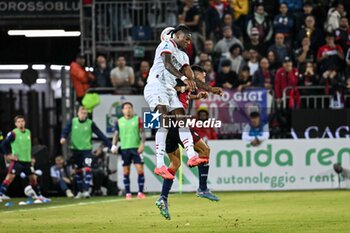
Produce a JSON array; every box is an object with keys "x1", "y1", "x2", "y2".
[
  {"x1": 70, "y1": 61, "x2": 95, "y2": 98},
  {"x1": 193, "y1": 125, "x2": 218, "y2": 140},
  {"x1": 274, "y1": 67, "x2": 299, "y2": 99}
]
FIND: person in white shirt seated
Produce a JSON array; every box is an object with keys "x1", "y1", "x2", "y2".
[{"x1": 242, "y1": 111, "x2": 269, "y2": 147}]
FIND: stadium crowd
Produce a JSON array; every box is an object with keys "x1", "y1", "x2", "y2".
[{"x1": 72, "y1": 0, "x2": 350, "y2": 110}]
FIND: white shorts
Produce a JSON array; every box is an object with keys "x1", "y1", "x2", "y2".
[{"x1": 143, "y1": 81, "x2": 184, "y2": 112}]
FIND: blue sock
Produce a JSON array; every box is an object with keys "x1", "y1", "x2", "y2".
[
  {"x1": 161, "y1": 168, "x2": 175, "y2": 199},
  {"x1": 75, "y1": 173, "x2": 84, "y2": 192},
  {"x1": 84, "y1": 167, "x2": 92, "y2": 192},
  {"x1": 138, "y1": 173, "x2": 145, "y2": 193},
  {"x1": 0, "y1": 180, "x2": 10, "y2": 195},
  {"x1": 123, "y1": 174, "x2": 130, "y2": 194},
  {"x1": 198, "y1": 163, "x2": 209, "y2": 190}
]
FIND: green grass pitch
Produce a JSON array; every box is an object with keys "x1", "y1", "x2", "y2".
[{"x1": 1, "y1": 190, "x2": 350, "y2": 233}]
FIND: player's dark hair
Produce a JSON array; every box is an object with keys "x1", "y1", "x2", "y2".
[
  {"x1": 250, "y1": 111, "x2": 260, "y2": 118},
  {"x1": 122, "y1": 102, "x2": 133, "y2": 109},
  {"x1": 191, "y1": 65, "x2": 206, "y2": 73},
  {"x1": 170, "y1": 24, "x2": 191, "y2": 37},
  {"x1": 14, "y1": 115, "x2": 25, "y2": 123}
]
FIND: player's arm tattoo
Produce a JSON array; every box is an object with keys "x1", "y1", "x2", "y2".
[
  {"x1": 162, "y1": 53, "x2": 184, "y2": 79},
  {"x1": 194, "y1": 78, "x2": 212, "y2": 91}
]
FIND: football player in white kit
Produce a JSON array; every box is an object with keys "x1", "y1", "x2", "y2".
[{"x1": 144, "y1": 25, "x2": 208, "y2": 179}]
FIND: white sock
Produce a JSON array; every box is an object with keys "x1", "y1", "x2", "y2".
[
  {"x1": 179, "y1": 127, "x2": 196, "y2": 159},
  {"x1": 155, "y1": 127, "x2": 168, "y2": 168}
]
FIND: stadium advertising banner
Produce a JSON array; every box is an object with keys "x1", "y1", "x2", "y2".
[
  {"x1": 291, "y1": 109, "x2": 350, "y2": 139},
  {"x1": 194, "y1": 88, "x2": 272, "y2": 137},
  {"x1": 120, "y1": 139, "x2": 350, "y2": 192}
]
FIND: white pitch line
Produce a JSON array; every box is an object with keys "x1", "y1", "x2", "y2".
[{"x1": 2, "y1": 195, "x2": 158, "y2": 214}]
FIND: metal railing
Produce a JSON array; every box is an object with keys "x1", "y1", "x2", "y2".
[
  {"x1": 282, "y1": 86, "x2": 350, "y2": 109},
  {"x1": 94, "y1": 0, "x2": 177, "y2": 45}
]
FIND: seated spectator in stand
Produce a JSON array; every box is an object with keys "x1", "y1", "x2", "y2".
[
  {"x1": 324, "y1": 3, "x2": 346, "y2": 33},
  {"x1": 334, "y1": 16, "x2": 350, "y2": 54},
  {"x1": 193, "y1": 107, "x2": 218, "y2": 142},
  {"x1": 91, "y1": 145, "x2": 117, "y2": 196},
  {"x1": 110, "y1": 56, "x2": 135, "y2": 93},
  {"x1": 222, "y1": 44, "x2": 245, "y2": 75},
  {"x1": 205, "y1": 0, "x2": 233, "y2": 42},
  {"x1": 50, "y1": 155, "x2": 74, "y2": 197},
  {"x1": 268, "y1": 33, "x2": 292, "y2": 65},
  {"x1": 252, "y1": 57, "x2": 274, "y2": 91},
  {"x1": 242, "y1": 111, "x2": 269, "y2": 147},
  {"x1": 317, "y1": 33, "x2": 344, "y2": 73},
  {"x1": 267, "y1": 50, "x2": 280, "y2": 76},
  {"x1": 93, "y1": 55, "x2": 112, "y2": 88},
  {"x1": 221, "y1": 13, "x2": 243, "y2": 42},
  {"x1": 346, "y1": 48, "x2": 350, "y2": 77},
  {"x1": 237, "y1": 65, "x2": 252, "y2": 91},
  {"x1": 203, "y1": 60, "x2": 216, "y2": 86},
  {"x1": 294, "y1": 36, "x2": 315, "y2": 69},
  {"x1": 215, "y1": 60, "x2": 238, "y2": 89},
  {"x1": 70, "y1": 54, "x2": 95, "y2": 104},
  {"x1": 295, "y1": 2, "x2": 314, "y2": 31},
  {"x1": 202, "y1": 39, "x2": 220, "y2": 65},
  {"x1": 298, "y1": 62, "x2": 319, "y2": 96},
  {"x1": 134, "y1": 61, "x2": 150, "y2": 93},
  {"x1": 178, "y1": 0, "x2": 202, "y2": 50},
  {"x1": 246, "y1": 4, "x2": 273, "y2": 43},
  {"x1": 247, "y1": 48, "x2": 260, "y2": 76},
  {"x1": 214, "y1": 26, "x2": 243, "y2": 55},
  {"x1": 195, "y1": 52, "x2": 210, "y2": 67},
  {"x1": 297, "y1": 15, "x2": 324, "y2": 53},
  {"x1": 244, "y1": 27, "x2": 268, "y2": 58},
  {"x1": 273, "y1": 3, "x2": 294, "y2": 41},
  {"x1": 320, "y1": 68, "x2": 347, "y2": 109},
  {"x1": 274, "y1": 56, "x2": 299, "y2": 106}
]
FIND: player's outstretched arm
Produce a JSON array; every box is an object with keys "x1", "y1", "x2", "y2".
[{"x1": 194, "y1": 78, "x2": 223, "y2": 96}]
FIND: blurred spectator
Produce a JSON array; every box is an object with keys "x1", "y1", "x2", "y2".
[
  {"x1": 274, "y1": 57, "x2": 299, "y2": 106},
  {"x1": 279, "y1": 0, "x2": 302, "y2": 13},
  {"x1": 91, "y1": 145, "x2": 117, "y2": 196},
  {"x1": 70, "y1": 54, "x2": 95, "y2": 104},
  {"x1": 297, "y1": 15, "x2": 324, "y2": 52},
  {"x1": 205, "y1": 0, "x2": 233, "y2": 42},
  {"x1": 215, "y1": 60, "x2": 238, "y2": 89},
  {"x1": 230, "y1": 0, "x2": 249, "y2": 28},
  {"x1": 247, "y1": 49, "x2": 260, "y2": 76},
  {"x1": 93, "y1": 55, "x2": 112, "y2": 88},
  {"x1": 246, "y1": 4, "x2": 273, "y2": 43},
  {"x1": 242, "y1": 111, "x2": 269, "y2": 147},
  {"x1": 334, "y1": 16, "x2": 350, "y2": 54},
  {"x1": 110, "y1": 56, "x2": 135, "y2": 93},
  {"x1": 298, "y1": 62, "x2": 319, "y2": 98},
  {"x1": 195, "y1": 52, "x2": 210, "y2": 67},
  {"x1": 237, "y1": 65, "x2": 252, "y2": 91},
  {"x1": 193, "y1": 107, "x2": 218, "y2": 142},
  {"x1": 324, "y1": 3, "x2": 346, "y2": 33},
  {"x1": 267, "y1": 50, "x2": 280, "y2": 75},
  {"x1": 295, "y1": 36, "x2": 315, "y2": 68},
  {"x1": 317, "y1": 33, "x2": 344, "y2": 73},
  {"x1": 346, "y1": 48, "x2": 350, "y2": 76},
  {"x1": 178, "y1": 0, "x2": 202, "y2": 50},
  {"x1": 320, "y1": 68, "x2": 346, "y2": 109},
  {"x1": 268, "y1": 33, "x2": 292, "y2": 65},
  {"x1": 222, "y1": 44, "x2": 245, "y2": 74},
  {"x1": 252, "y1": 57, "x2": 274, "y2": 91},
  {"x1": 221, "y1": 13, "x2": 243, "y2": 42},
  {"x1": 244, "y1": 27, "x2": 268, "y2": 58},
  {"x1": 214, "y1": 27, "x2": 243, "y2": 55},
  {"x1": 50, "y1": 155, "x2": 73, "y2": 198},
  {"x1": 250, "y1": 0, "x2": 278, "y2": 17},
  {"x1": 203, "y1": 60, "x2": 216, "y2": 85},
  {"x1": 295, "y1": 2, "x2": 314, "y2": 31},
  {"x1": 273, "y1": 3, "x2": 294, "y2": 40},
  {"x1": 134, "y1": 61, "x2": 150, "y2": 93}
]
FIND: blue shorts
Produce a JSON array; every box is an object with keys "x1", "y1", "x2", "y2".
[
  {"x1": 120, "y1": 148, "x2": 144, "y2": 166},
  {"x1": 71, "y1": 150, "x2": 92, "y2": 168}
]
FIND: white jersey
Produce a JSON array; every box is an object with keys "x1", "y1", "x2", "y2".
[{"x1": 148, "y1": 39, "x2": 190, "y2": 88}]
